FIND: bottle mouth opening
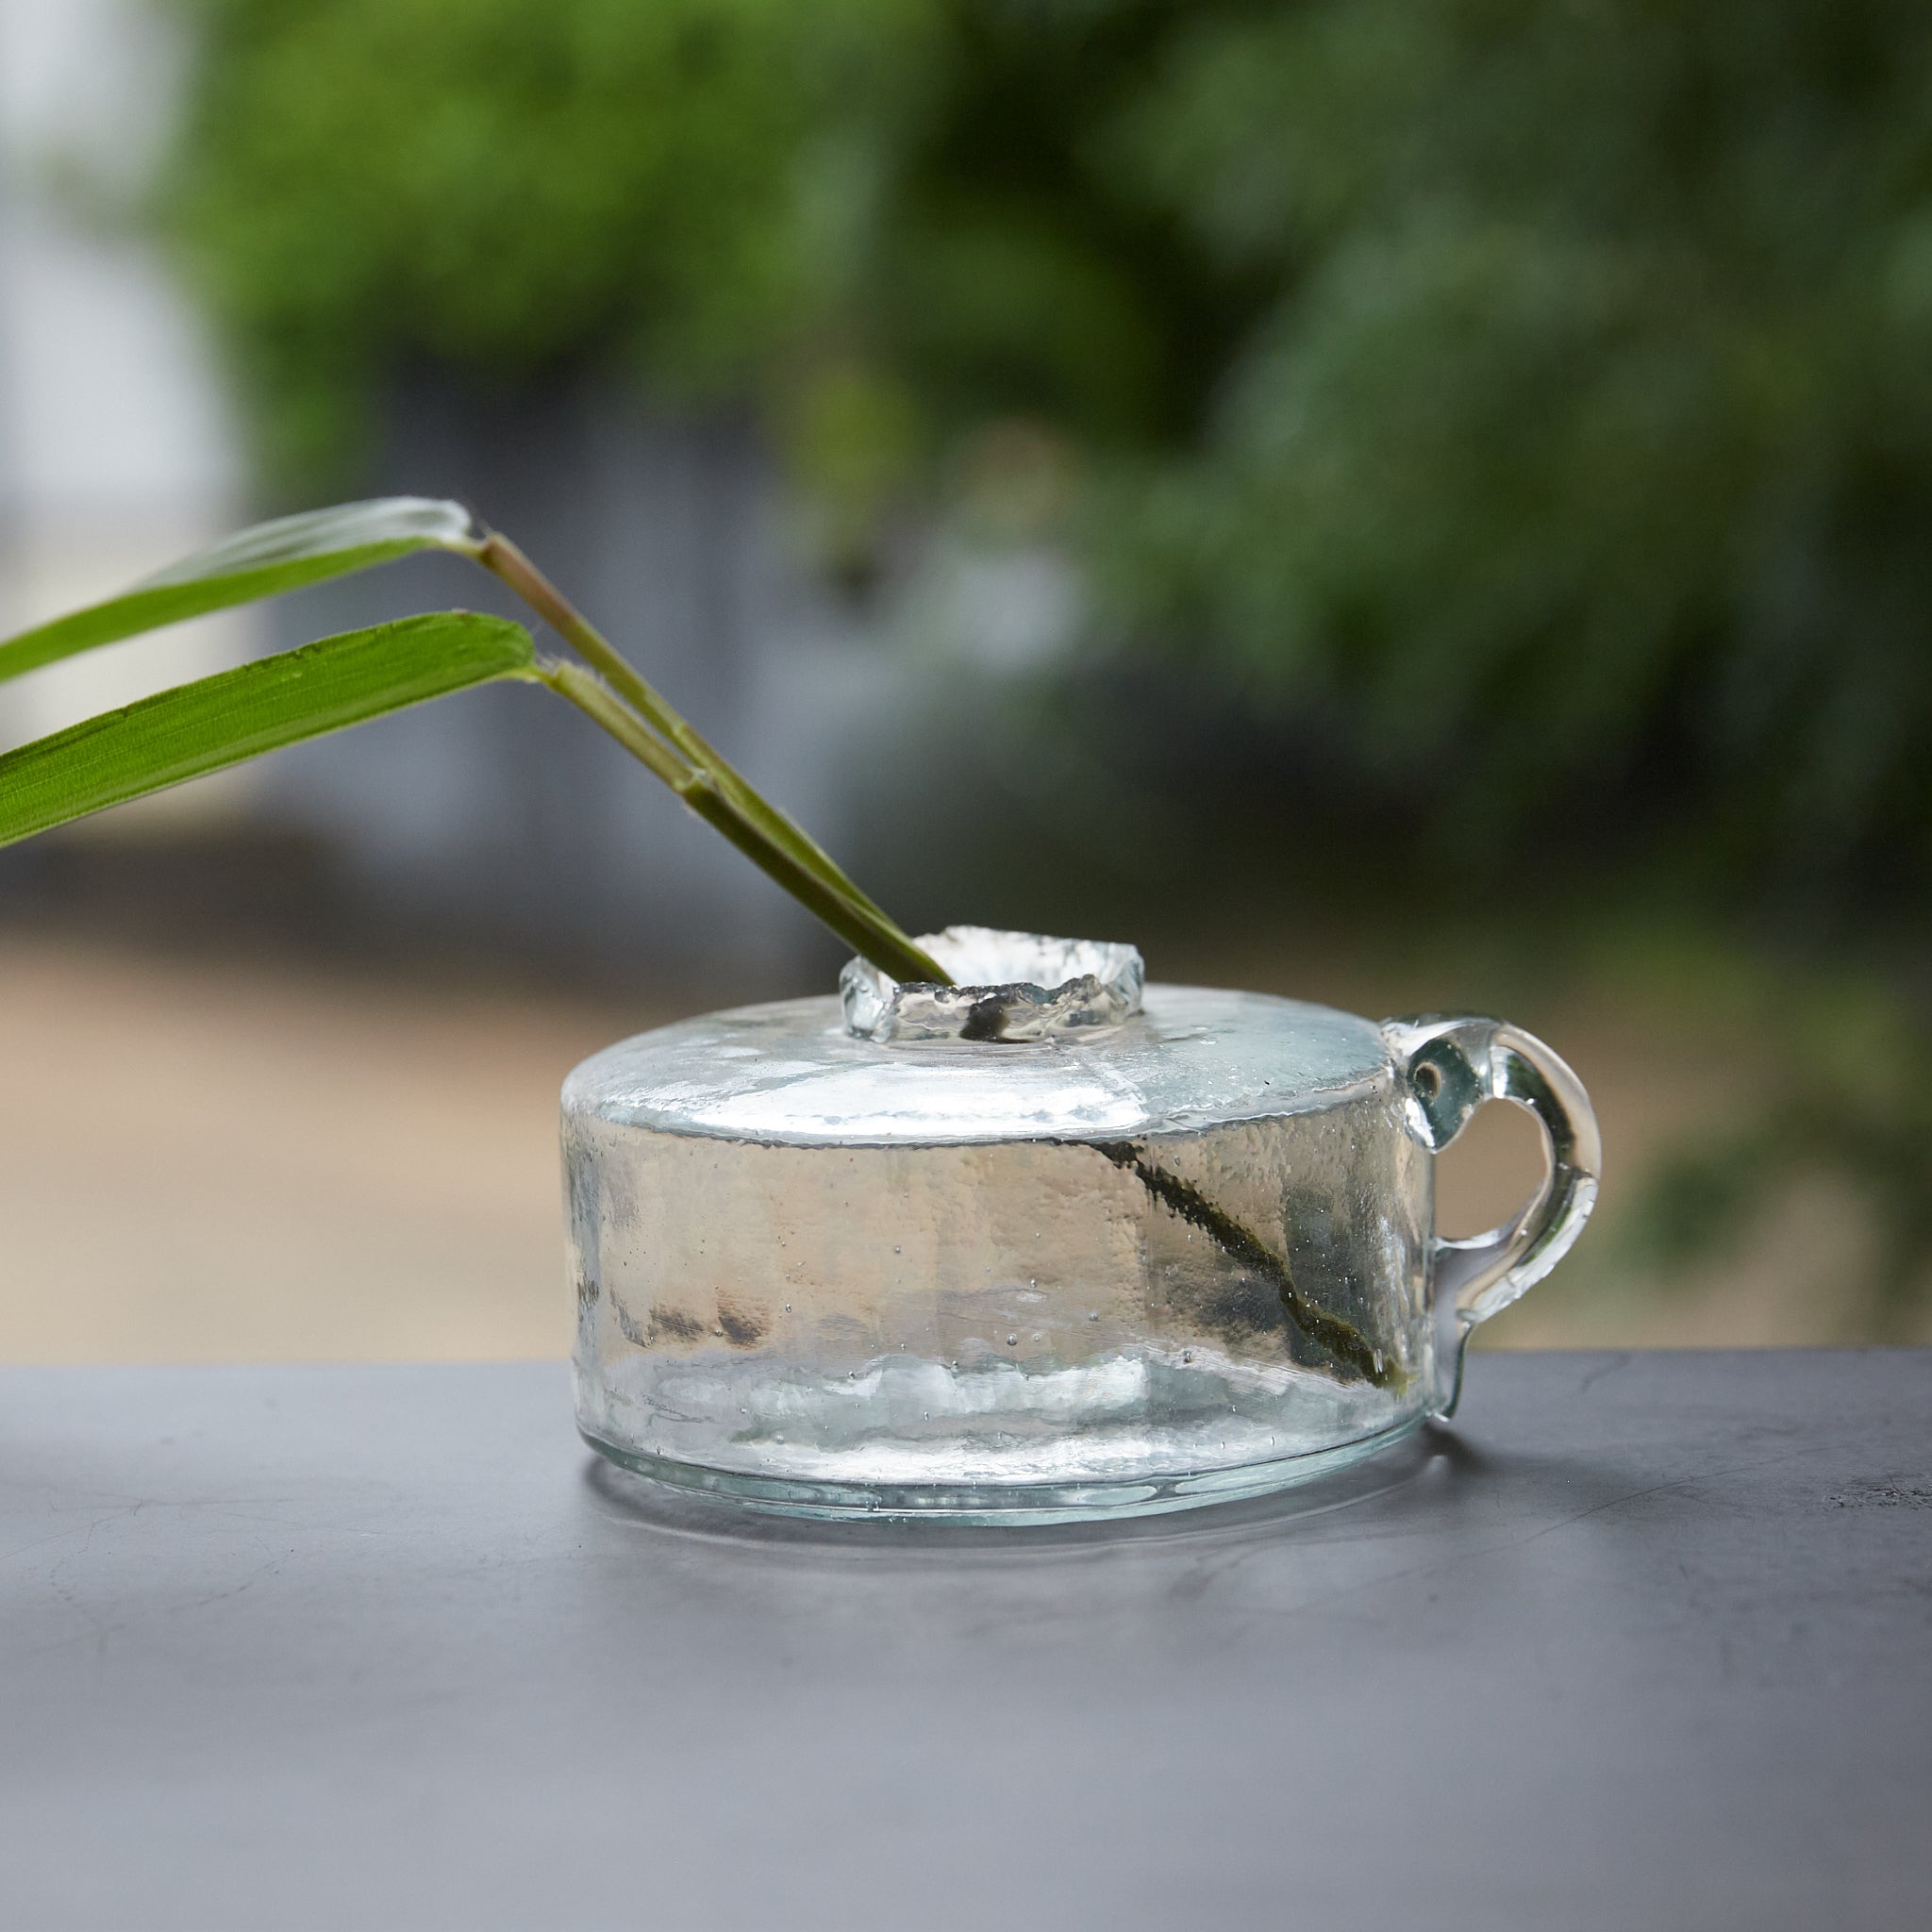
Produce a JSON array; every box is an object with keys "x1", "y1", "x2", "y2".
[{"x1": 841, "y1": 926, "x2": 1144, "y2": 1043}]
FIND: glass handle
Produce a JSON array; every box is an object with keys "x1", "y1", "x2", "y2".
[{"x1": 1380, "y1": 1015, "x2": 1602, "y2": 1418}]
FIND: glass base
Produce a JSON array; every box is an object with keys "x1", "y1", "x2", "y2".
[{"x1": 577, "y1": 1414, "x2": 1424, "y2": 1526}]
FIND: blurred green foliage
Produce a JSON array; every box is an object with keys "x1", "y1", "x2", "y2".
[
  {"x1": 1108, "y1": 0, "x2": 1932, "y2": 907},
  {"x1": 162, "y1": 0, "x2": 1932, "y2": 901},
  {"x1": 1614, "y1": 941, "x2": 1932, "y2": 1324},
  {"x1": 162, "y1": 0, "x2": 932, "y2": 477}
]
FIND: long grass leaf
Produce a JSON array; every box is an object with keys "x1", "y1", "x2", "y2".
[
  {"x1": 0, "y1": 498, "x2": 478, "y2": 685},
  {"x1": 0, "y1": 612, "x2": 535, "y2": 846}
]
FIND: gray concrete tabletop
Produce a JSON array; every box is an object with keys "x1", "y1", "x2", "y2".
[{"x1": 2, "y1": 1350, "x2": 1927, "y2": 1931}]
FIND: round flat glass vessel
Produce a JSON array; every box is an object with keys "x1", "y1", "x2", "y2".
[{"x1": 563, "y1": 928, "x2": 1599, "y2": 1524}]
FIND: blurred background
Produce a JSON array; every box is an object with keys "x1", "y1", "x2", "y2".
[{"x1": 1, "y1": 0, "x2": 1927, "y2": 1363}]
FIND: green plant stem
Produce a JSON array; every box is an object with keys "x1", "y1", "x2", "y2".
[
  {"x1": 1094, "y1": 1141, "x2": 1399, "y2": 1390},
  {"x1": 475, "y1": 530, "x2": 937, "y2": 974},
  {"x1": 537, "y1": 659, "x2": 946, "y2": 984}
]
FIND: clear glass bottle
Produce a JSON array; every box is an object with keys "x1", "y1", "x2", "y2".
[{"x1": 564, "y1": 928, "x2": 1598, "y2": 1523}]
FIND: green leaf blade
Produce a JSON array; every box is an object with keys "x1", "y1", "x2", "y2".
[
  {"x1": 0, "y1": 497, "x2": 479, "y2": 686},
  {"x1": 0, "y1": 611, "x2": 536, "y2": 848}
]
